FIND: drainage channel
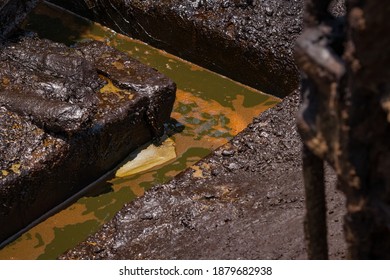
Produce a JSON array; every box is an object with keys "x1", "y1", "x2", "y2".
[{"x1": 0, "y1": 2, "x2": 279, "y2": 259}]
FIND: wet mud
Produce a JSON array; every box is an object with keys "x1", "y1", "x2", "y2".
[
  {"x1": 0, "y1": 32, "x2": 176, "y2": 244},
  {"x1": 48, "y1": 0, "x2": 303, "y2": 98},
  {"x1": 1, "y1": 0, "x2": 349, "y2": 258},
  {"x1": 61, "y1": 91, "x2": 346, "y2": 259},
  {"x1": 58, "y1": 0, "x2": 347, "y2": 259},
  {"x1": 0, "y1": 2, "x2": 278, "y2": 258},
  {"x1": 0, "y1": 34, "x2": 102, "y2": 134}
]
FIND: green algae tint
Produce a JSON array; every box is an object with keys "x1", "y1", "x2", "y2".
[{"x1": 0, "y1": 2, "x2": 280, "y2": 259}]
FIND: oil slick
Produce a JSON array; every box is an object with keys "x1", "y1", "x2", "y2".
[{"x1": 116, "y1": 137, "x2": 176, "y2": 178}]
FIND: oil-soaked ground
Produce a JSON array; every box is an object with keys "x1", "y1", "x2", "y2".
[
  {"x1": 61, "y1": 91, "x2": 347, "y2": 260},
  {"x1": 0, "y1": 2, "x2": 278, "y2": 259},
  {"x1": 2, "y1": 1, "x2": 348, "y2": 259},
  {"x1": 57, "y1": 0, "x2": 347, "y2": 259}
]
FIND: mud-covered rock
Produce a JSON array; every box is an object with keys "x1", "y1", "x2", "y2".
[
  {"x1": 0, "y1": 34, "x2": 101, "y2": 133},
  {"x1": 75, "y1": 40, "x2": 175, "y2": 137},
  {"x1": 0, "y1": 35, "x2": 176, "y2": 245}
]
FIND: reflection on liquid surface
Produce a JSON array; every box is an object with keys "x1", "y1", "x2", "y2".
[{"x1": 0, "y1": 2, "x2": 280, "y2": 259}]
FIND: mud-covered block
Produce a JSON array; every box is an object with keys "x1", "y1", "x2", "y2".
[{"x1": 0, "y1": 35, "x2": 176, "y2": 245}]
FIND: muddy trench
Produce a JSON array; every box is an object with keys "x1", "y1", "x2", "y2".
[{"x1": 0, "y1": 0, "x2": 350, "y2": 259}]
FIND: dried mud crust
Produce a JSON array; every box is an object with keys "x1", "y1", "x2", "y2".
[{"x1": 60, "y1": 92, "x2": 346, "y2": 260}]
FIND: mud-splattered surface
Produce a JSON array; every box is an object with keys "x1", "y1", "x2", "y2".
[
  {"x1": 61, "y1": 91, "x2": 347, "y2": 260},
  {"x1": 60, "y1": 0, "x2": 348, "y2": 260},
  {"x1": 48, "y1": 0, "x2": 304, "y2": 97},
  {"x1": 1, "y1": 1, "x2": 348, "y2": 259},
  {"x1": 0, "y1": 2, "x2": 278, "y2": 259},
  {"x1": 0, "y1": 27, "x2": 176, "y2": 246}
]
